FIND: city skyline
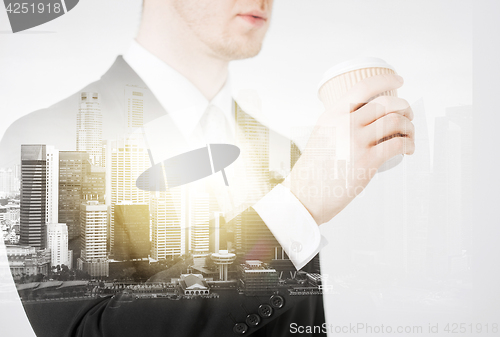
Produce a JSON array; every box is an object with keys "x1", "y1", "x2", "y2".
[
  {"x1": 2, "y1": 99, "x2": 474, "y2": 278},
  {"x1": 0, "y1": 2, "x2": 485, "y2": 336},
  {"x1": 0, "y1": 82, "x2": 475, "y2": 336},
  {"x1": 2, "y1": 84, "x2": 289, "y2": 283},
  {"x1": 0, "y1": 87, "x2": 478, "y2": 337}
]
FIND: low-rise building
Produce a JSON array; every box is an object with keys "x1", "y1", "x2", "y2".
[
  {"x1": 6, "y1": 245, "x2": 51, "y2": 280},
  {"x1": 178, "y1": 274, "x2": 210, "y2": 296},
  {"x1": 238, "y1": 260, "x2": 278, "y2": 296}
]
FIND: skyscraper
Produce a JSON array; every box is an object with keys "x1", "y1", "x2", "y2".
[
  {"x1": 209, "y1": 212, "x2": 227, "y2": 253},
  {"x1": 190, "y1": 191, "x2": 210, "y2": 257},
  {"x1": 240, "y1": 209, "x2": 280, "y2": 262},
  {"x1": 78, "y1": 200, "x2": 108, "y2": 277},
  {"x1": 20, "y1": 145, "x2": 47, "y2": 249},
  {"x1": 234, "y1": 102, "x2": 280, "y2": 259},
  {"x1": 59, "y1": 151, "x2": 90, "y2": 261},
  {"x1": 77, "y1": 92, "x2": 102, "y2": 166},
  {"x1": 109, "y1": 136, "x2": 150, "y2": 255},
  {"x1": 290, "y1": 142, "x2": 301, "y2": 171},
  {"x1": 46, "y1": 223, "x2": 69, "y2": 268},
  {"x1": 429, "y1": 115, "x2": 463, "y2": 276},
  {"x1": 125, "y1": 85, "x2": 145, "y2": 129},
  {"x1": 108, "y1": 86, "x2": 149, "y2": 255},
  {"x1": 113, "y1": 202, "x2": 150, "y2": 261},
  {"x1": 235, "y1": 102, "x2": 270, "y2": 204},
  {"x1": 151, "y1": 188, "x2": 213, "y2": 260},
  {"x1": 445, "y1": 106, "x2": 473, "y2": 254},
  {"x1": 82, "y1": 164, "x2": 105, "y2": 203},
  {"x1": 45, "y1": 146, "x2": 59, "y2": 224},
  {"x1": 0, "y1": 168, "x2": 14, "y2": 197},
  {"x1": 151, "y1": 190, "x2": 184, "y2": 260},
  {"x1": 290, "y1": 126, "x2": 314, "y2": 171}
]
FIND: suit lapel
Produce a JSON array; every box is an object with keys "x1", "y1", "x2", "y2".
[
  {"x1": 212, "y1": 100, "x2": 272, "y2": 222},
  {"x1": 104, "y1": 57, "x2": 273, "y2": 223}
]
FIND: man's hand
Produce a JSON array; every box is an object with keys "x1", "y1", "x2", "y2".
[{"x1": 284, "y1": 74, "x2": 415, "y2": 225}]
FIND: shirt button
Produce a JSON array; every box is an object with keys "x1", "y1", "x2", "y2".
[
  {"x1": 246, "y1": 313, "x2": 261, "y2": 326},
  {"x1": 269, "y1": 294, "x2": 285, "y2": 309},
  {"x1": 258, "y1": 304, "x2": 273, "y2": 318},
  {"x1": 233, "y1": 323, "x2": 248, "y2": 335},
  {"x1": 290, "y1": 241, "x2": 302, "y2": 253}
]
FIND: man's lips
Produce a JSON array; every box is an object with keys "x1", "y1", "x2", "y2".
[{"x1": 237, "y1": 11, "x2": 267, "y2": 27}]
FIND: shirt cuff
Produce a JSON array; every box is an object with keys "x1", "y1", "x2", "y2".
[{"x1": 252, "y1": 184, "x2": 328, "y2": 270}]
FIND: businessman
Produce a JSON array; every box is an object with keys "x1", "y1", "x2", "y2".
[{"x1": 0, "y1": 0, "x2": 415, "y2": 336}]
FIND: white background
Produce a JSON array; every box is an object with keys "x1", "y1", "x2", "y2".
[
  {"x1": 1, "y1": 1, "x2": 497, "y2": 336},
  {"x1": 0, "y1": 0, "x2": 472, "y2": 149}
]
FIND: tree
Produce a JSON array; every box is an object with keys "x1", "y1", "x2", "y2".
[{"x1": 204, "y1": 255, "x2": 216, "y2": 271}]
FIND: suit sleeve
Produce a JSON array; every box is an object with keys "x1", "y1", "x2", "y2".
[{"x1": 252, "y1": 184, "x2": 328, "y2": 270}]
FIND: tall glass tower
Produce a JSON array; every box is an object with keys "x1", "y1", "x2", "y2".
[
  {"x1": 77, "y1": 92, "x2": 102, "y2": 166},
  {"x1": 20, "y1": 145, "x2": 47, "y2": 249}
]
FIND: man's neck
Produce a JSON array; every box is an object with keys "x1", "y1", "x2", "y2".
[{"x1": 136, "y1": 6, "x2": 229, "y2": 101}]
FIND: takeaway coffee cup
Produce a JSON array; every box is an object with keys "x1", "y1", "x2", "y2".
[{"x1": 317, "y1": 57, "x2": 403, "y2": 172}]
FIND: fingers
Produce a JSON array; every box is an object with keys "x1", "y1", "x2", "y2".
[
  {"x1": 362, "y1": 113, "x2": 415, "y2": 147},
  {"x1": 335, "y1": 74, "x2": 405, "y2": 113},
  {"x1": 353, "y1": 96, "x2": 413, "y2": 126},
  {"x1": 370, "y1": 135, "x2": 415, "y2": 168}
]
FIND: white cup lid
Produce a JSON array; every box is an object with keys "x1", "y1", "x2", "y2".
[{"x1": 318, "y1": 57, "x2": 395, "y2": 92}]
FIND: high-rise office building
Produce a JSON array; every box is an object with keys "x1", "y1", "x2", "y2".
[
  {"x1": 108, "y1": 136, "x2": 150, "y2": 254},
  {"x1": 289, "y1": 126, "x2": 313, "y2": 171},
  {"x1": 45, "y1": 146, "x2": 59, "y2": 224},
  {"x1": 290, "y1": 141, "x2": 301, "y2": 170},
  {"x1": 108, "y1": 86, "x2": 149, "y2": 254},
  {"x1": 82, "y1": 164, "x2": 105, "y2": 203},
  {"x1": 429, "y1": 115, "x2": 463, "y2": 276},
  {"x1": 125, "y1": 85, "x2": 145, "y2": 129},
  {"x1": 13, "y1": 164, "x2": 21, "y2": 193},
  {"x1": 46, "y1": 223, "x2": 69, "y2": 268},
  {"x1": 235, "y1": 102, "x2": 270, "y2": 204},
  {"x1": 234, "y1": 102, "x2": 281, "y2": 259},
  {"x1": 20, "y1": 145, "x2": 48, "y2": 249},
  {"x1": 240, "y1": 209, "x2": 280, "y2": 262},
  {"x1": 403, "y1": 100, "x2": 431, "y2": 276},
  {"x1": 209, "y1": 212, "x2": 227, "y2": 253},
  {"x1": 445, "y1": 106, "x2": 473, "y2": 256},
  {"x1": 20, "y1": 145, "x2": 58, "y2": 248},
  {"x1": 0, "y1": 168, "x2": 15, "y2": 197},
  {"x1": 113, "y1": 202, "x2": 150, "y2": 261},
  {"x1": 59, "y1": 151, "x2": 90, "y2": 261},
  {"x1": 151, "y1": 190, "x2": 185, "y2": 260},
  {"x1": 151, "y1": 188, "x2": 213, "y2": 260},
  {"x1": 78, "y1": 200, "x2": 108, "y2": 277},
  {"x1": 77, "y1": 92, "x2": 102, "y2": 166},
  {"x1": 374, "y1": 100, "x2": 431, "y2": 276},
  {"x1": 2, "y1": 165, "x2": 21, "y2": 197},
  {"x1": 190, "y1": 191, "x2": 210, "y2": 257}
]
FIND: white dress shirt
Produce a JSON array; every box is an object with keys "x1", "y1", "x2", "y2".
[{"x1": 123, "y1": 40, "x2": 326, "y2": 270}]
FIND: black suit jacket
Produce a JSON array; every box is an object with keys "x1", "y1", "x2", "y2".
[{"x1": 0, "y1": 56, "x2": 326, "y2": 337}]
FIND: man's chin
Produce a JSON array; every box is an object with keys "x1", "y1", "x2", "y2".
[
  {"x1": 228, "y1": 47, "x2": 262, "y2": 60},
  {"x1": 210, "y1": 40, "x2": 264, "y2": 61}
]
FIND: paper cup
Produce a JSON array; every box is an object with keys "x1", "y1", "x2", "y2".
[
  {"x1": 318, "y1": 58, "x2": 398, "y2": 109},
  {"x1": 317, "y1": 57, "x2": 403, "y2": 172}
]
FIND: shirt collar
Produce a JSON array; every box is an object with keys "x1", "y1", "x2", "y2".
[{"x1": 123, "y1": 40, "x2": 234, "y2": 139}]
